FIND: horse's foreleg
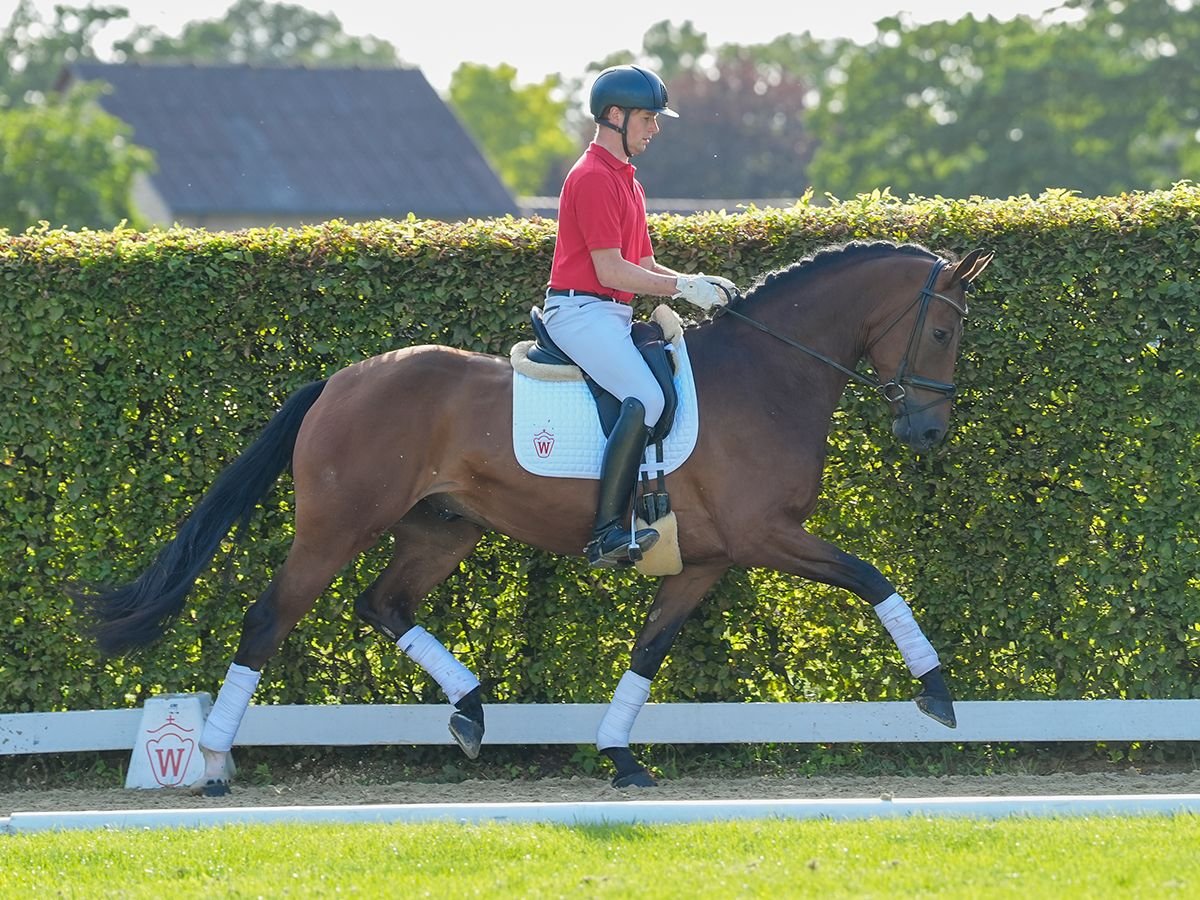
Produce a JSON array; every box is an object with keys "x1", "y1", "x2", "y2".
[
  {"x1": 873, "y1": 593, "x2": 955, "y2": 727},
  {"x1": 759, "y1": 530, "x2": 956, "y2": 728},
  {"x1": 354, "y1": 505, "x2": 487, "y2": 758},
  {"x1": 599, "y1": 564, "x2": 727, "y2": 788},
  {"x1": 191, "y1": 535, "x2": 361, "y2": 796}
]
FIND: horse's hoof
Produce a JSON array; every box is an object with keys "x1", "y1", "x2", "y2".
[
  {"x1": 449, "y1": 711, "x2": 484, "y2": 759},
  {"x1": 189, "y1": 778, "x2": 231, "y2": 797},
  {"x1": 602, "y1": 746, "x2": 656, "y2": 788},
  {"x1": 916, "y1": 692, "x2": 957, "y2": 729},
  {"x1": 612, "y1": 768, "x2": 657, "y2": 789}
]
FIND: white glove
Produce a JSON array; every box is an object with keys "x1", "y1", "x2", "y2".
[
  {"x1": 702, "y1": 274, "x2": 738, "y2": 294},
  {"x1": 673, "y1": 274, "x2": 731, "y2": 310}
]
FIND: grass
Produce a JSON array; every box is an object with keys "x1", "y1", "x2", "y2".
[{"x1": 2, "y1": 816, "x2": 1198, "y2": 897}]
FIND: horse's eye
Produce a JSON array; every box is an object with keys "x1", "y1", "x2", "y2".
[{"x1": 932, "y1": 328, "x2": 949, "y2": 343}]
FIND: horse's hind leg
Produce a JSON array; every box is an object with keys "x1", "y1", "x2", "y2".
[
  {"x1": 353, "y1": 501, "x2": 487, "y2": 758},
  {"x1": 191, "y1": 532, "x2": 365, "y2": 796},
  {"x1": 598, "y1": 563, "x2": 728, "y2": 788}
]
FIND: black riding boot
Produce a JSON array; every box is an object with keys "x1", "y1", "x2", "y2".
[{"x1": 586, "y1": 398, "x2": 659, "y2": 568}]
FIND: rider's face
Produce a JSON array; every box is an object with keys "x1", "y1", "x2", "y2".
[{"x1": 622, "y1": 110, "x2": 661, "y2": 155}]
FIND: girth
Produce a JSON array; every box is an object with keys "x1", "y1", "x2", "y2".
[{"x1": 528, "y1": 306, "x2": 678, "y2": 444}]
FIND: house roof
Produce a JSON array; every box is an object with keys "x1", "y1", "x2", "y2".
[{"x1": 59, "y1": 62, "x2": 519, "y2": 221}]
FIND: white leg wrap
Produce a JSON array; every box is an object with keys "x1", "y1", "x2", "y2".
[
  {"x1": 596, "y1": 670, "x2": 651, "y2": 750},
  {"x1": 874, "y1": 593, "x2": 940, "y2": 677},
  {"x1": 200, "y1": 662, "x2": 261, "y2": 753},
  {"x1": 397, "y1": 625, "x2": 480, "y2": 705}
]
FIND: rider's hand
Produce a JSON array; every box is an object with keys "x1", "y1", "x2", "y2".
[
  {"x1": 674, "y1": 274, "x2": 732, "y2": 310},
  {"x1": 701, "y1": 274, "x2": 738, "y2": 295}
]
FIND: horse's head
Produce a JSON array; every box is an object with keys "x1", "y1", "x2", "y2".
[{"x1": 865, "y1": 248, "x2": 993, "y2": 452}]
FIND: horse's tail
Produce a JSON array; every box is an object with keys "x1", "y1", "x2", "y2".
[{"x1": 71, "y1": 379, "x2": 328, "y2": 657}]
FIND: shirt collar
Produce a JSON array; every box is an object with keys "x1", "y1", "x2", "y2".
[{"x1": 587, "y1": 142, "x2": 636, "y2": 176}]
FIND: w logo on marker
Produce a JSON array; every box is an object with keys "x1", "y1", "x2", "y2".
[
  {"x1": 533, "y1": 428, "x2": 555, "y2": 458},
  {"x1": 143, "y1": 713, "x2": 197, "y2": 787},
  {"x1": 152, "y1": 744, "x2": 189, "y2": 778}
]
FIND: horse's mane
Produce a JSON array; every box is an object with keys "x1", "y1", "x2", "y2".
[{"x1": 734, "y1": 240, "x2": 942, "y2": 307}]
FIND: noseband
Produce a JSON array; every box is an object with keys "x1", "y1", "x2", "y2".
[
  {"x1": 718, "y1": 259, "x2": 968, "y2": 416},
  {"x1": 867, "y1": 259, "x2": 969, "y2": 416}
]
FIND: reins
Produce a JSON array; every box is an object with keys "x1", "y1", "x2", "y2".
[
  {"x1": 718, "y1": 304, "x2": 879, "y2": 389},
  {"x1": 714, "y1": 259, "x2": 968, "y2": 413}
]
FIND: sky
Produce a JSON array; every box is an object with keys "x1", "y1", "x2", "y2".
[{"x1": 2, "y1": 0, "x2": 1067, "y2": 92}]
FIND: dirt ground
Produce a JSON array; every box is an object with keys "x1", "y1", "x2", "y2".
[{"x1": 5, "y1": 766, "x2": 1199, "y2": 816}]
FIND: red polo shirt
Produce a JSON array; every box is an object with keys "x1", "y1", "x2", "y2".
[{"x1": 548, "y1": 143, "x2": 653, "y2": 304}]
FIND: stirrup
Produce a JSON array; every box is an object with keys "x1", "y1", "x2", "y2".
[{"x1": 586, "y1": 526, "x2": 659, "y2": 569}]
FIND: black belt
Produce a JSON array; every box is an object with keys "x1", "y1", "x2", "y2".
[{"x1": 545, "y1": 289, "x2": 622, "y2": 303}]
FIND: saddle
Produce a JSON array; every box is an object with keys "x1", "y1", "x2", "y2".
[{"x1": 528, "y1": 306, "x2": 679, "y2": 445}]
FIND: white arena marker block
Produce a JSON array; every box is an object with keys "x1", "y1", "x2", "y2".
[{"x1": 125, "y1": 693, "x2": 219, "y2": 790}]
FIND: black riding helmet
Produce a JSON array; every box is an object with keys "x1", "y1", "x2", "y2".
[{"x1": 589, "y1": 64, "x2": 678, "y2": 158}]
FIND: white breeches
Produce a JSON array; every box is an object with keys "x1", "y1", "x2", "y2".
[{"x1": 541, "y1": 295, "x2": 665, "y2": 428}]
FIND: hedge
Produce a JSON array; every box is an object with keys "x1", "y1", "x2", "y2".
[{"x1": 2, "y1": 186, "x2": 1199, "y2": 715}]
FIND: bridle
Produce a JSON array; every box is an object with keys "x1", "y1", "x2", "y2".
[{"x1": 716, "y1": 259, "x2": 969, "y2": 417}]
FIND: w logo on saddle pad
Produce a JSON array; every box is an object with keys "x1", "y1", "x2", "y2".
[
  {"x1": 532, "y1": 428, "x2": 555, "y2": 458},
  {"x1": 510, "y1": 305, "x2": 700, "y2": 479}
]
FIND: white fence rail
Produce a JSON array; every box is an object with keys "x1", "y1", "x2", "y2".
[{"x1": 3, "y1": 700, "x2": 1199, "y2": 756}]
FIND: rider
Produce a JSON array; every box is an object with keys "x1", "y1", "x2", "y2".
[{"x1": 541, "y1": 64, "x2": 735, "y2": 568}]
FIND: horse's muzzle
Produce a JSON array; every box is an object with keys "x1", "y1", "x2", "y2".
[{"x1": 892, "y1": 413, "x2": 946, "y2": 452}]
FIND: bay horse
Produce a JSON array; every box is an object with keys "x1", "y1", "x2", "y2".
[{"x1": 73, "y1": 240, "x2": 993, "y2": 792}]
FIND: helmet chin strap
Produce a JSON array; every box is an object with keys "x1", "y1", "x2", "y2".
[{"x1": 598, "y1": 109, "x2": 633, "y2": 159}]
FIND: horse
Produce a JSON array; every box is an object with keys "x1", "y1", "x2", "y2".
[{"x1": 72, "y1": 240, "x2": 993, "y2": 793}]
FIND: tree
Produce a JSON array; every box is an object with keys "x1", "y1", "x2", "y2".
[
  {"x1": 1059, "y1": 0, "x2": 1200, "y2": 187},
  {"x1": 0, "y1": 3, "x2": 155, "y2": 230},
  {"x1": 0, "y1": 0, "x2": 404, "y2": 231},
  {"x1": 447, "y1": 63, "x2": 576, "y2": 196},
  {"x1": 633, "y1": 49, "x2": 817, "y2": 199},
  {"x1": 113, "y1": 0, "x2": 401, "y2": 65},
  {"x1": 0, "y1": 83, "x2": 153, "y2": 230},
  {"x1": 806, "y1": 2, "x2": 1200, "y2": 199},
  {"x1": 0, "y1": 0, "x2": 127, "y2": 108},
  {"x1": 591, "y1": 23, "x2": 825, "y2": 200},
  {"x1": 640, "y1": 19, "x2": 708, "y2": 79}
]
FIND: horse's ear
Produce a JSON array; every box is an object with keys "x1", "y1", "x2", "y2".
[{"x1": 945, "y1": 248, "x2": 994, "y2": 289}]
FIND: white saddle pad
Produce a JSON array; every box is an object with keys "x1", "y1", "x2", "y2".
[{"x1": 511, "y1": 337, "x2": 699, "y2": 479}]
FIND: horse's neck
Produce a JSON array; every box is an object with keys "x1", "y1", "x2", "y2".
[
  {"x1": 688, "y1": 289, "x2": 866, "y2": 441},
  {"x1": 777, "y1": 277, "x2": 873, "y2": 364},
  {"x1": 702, "y1": 280, "x2": 870, "y2": 388}
]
